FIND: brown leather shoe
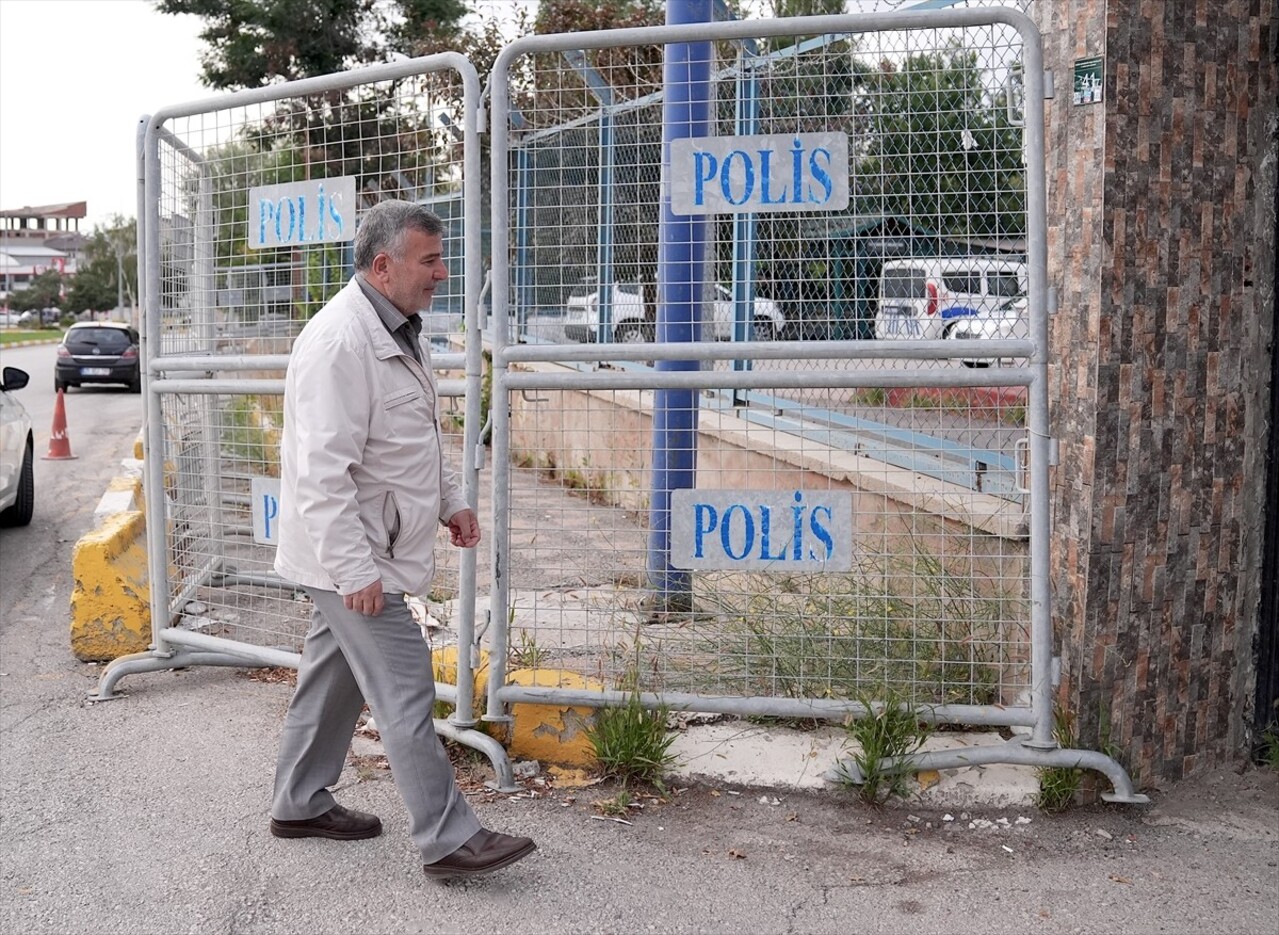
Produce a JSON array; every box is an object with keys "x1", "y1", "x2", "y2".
[
  {"x1": 422, "y1": 829, "x2": 537, "y2": 877},
  {"x1": 270, "y1": 804, "x2": 382, "y2": 840}
]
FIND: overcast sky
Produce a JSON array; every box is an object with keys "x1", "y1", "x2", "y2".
[{"x1": 0, "y1": 0, "x2": 210, "y2": 232}]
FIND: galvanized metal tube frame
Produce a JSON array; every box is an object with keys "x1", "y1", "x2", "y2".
[
  {"x1": 92, "y1": 54, "x2": 511, "y2": 787},
  {"x1": 487, "y1": 10, "x2": 1143, "y2": 801}
]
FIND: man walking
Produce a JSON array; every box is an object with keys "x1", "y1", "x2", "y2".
[{"x1": 269, "y1": 200, "x2": 535, "y2": 878}]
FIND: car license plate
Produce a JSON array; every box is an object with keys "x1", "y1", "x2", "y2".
[{"x1": 81, "y1": 367, "x2": 111, "y2": 377}]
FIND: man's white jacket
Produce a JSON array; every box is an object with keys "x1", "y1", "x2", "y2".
[{"x1": 273, "y1": 278, "x2": 469, "y2": 597}]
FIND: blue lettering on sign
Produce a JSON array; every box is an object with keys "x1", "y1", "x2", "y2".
[
  {"x1": 671, "y1": 488, "x2": 850, "y2": 570},
  {"x1": 808, "y1": 148, "x2": 833, "y2": 203},
  {"x1": 672, "y1": 133, "x2": 847, "y2": 216},
  {"x1": 249, "y1": 177, "x2": 355, "y2": 250},
  {"x1": 690, "y1": 490, "x2": 836, "y2": 564},
  {"x1": 720, "y1": 503, "x2": 755, "y2": 560},
  {"x1": 721, "y1": 150, "x2": 755, "y2": 206},
  {"x1": 691, "y1": 138, "x2": 838, "y2": 209},
  {"x1": 694, "y1": 503, "x2": 718, "y2": 558},
  {"x1": 257, "y1": 181, "x2": 348, "y2": 248},
  {"x1": 261, "y1": 492, "x2": 279, "y2": 541}
]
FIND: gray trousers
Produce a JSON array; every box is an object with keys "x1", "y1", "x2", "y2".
[{"x1": 271, "y1": 587, "x2": 481, "y2": 863}]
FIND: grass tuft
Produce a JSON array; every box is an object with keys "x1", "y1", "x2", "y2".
[
  {"x1": 1036, "y1": 707, "x2": 1082, "y2": 812},
  {"x1": 586, "y1": 687, "x2": 677, "y2": 787},
  {"x1": 837, "y1": 688, "x2": 933, "y2": 806}
]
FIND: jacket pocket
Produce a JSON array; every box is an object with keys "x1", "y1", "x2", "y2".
[
  {"x1": 384, "y1": 386, "x2": 423, "y2": 410},
  {"x1": 381, "y1": 490, "x2": 402, "y2": 559}
]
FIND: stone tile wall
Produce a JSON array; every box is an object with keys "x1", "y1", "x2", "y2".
[{"x1": 1037, "y1": 0, "x2": 1276, "y2": 784}]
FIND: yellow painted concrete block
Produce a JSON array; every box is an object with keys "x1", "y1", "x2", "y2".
[
  {"x1": 133, "y1": 431, "x2": 145, "y2": 460},
  {"x1": 432, "y1": 645, "x2": 491, "y2": 721},
  {"x1": 70, "y1": 510, "x2": 151, "y2": 662},
  {"x1": 506, "y1": 668, "x2": 604, "y2": 768}
]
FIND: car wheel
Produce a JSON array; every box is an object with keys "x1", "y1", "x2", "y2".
[
  {"x1": 752, "y1": 317, "x2": 777, "y2": 342},
  {"x1": 54, "y1": 377, "x2": 67, "y2": 393},
  {"x1": 128, "y1": 373, "x2": 142, "y2": 394},
  {"x1": 0, "y1": 436, "x2": 34, "y2": 527},
  {"x1": 615, "y1": 322, "x2": 653, "y2": 344}
]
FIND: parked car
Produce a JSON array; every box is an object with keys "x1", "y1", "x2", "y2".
[
  {"x1": 875, "y1": 257, "x2": 1027, "y2": 341},
  {"x1": 54, "y1": 321, "x2": 142, "y2": 393},
  {"x1": 564, "y1": 280, "x2": 786, "y2": 344},
  {"x1": 0, "y1": 311, "x2": 21, "y2": 326},
  {"x1": 17, "y1": 308, "x2": 61, "y2": 326},
  {"x1": 0, "y1": 366, "x2": 34, "y2": 527},
  {"x1": 947, "y1": 295, "x2": 1030, "y2": 367}
]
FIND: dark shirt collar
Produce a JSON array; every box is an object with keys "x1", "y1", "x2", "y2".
[{"x1": 356, "y1": 272, "x2": 422, "y2": 355}]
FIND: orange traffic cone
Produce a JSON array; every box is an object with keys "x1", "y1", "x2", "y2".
[{"x1": 42, "y1": 388, "x2": 78, "y2": 461}]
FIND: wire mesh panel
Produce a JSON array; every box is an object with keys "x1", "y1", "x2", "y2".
[
  {"x1": 488, "y1": 8, "x2": 1047, "y2": 727},
  {"x1": 510, "y1": 15, "x2": 1032, "y2": 495},
  {"x1": 143, "y1": 56, "x2": 481, "y2": 659}
]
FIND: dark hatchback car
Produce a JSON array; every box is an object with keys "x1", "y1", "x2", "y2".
[{"x1": 55, "y1": 322, "x2": 142, "y2": 393}]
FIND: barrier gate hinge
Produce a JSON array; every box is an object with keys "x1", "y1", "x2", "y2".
[
  {"x1": 1043, "y1": 69, "x2": 1055, "y2": 99},
  {"x1": 1049, "y1": 438, "x2": 1060, "y2": 466},
  {"x1": 1048, "y1": 285, "x2": 1058, "y2": 315},
  {"x1": 474, "y1": 442, "x2": 486, "y2": 469},
  {"x1": 475, "y1": 105, "x2": 488, "y2": 135}
]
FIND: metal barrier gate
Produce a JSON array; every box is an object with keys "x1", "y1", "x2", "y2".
[
  {"x1": 94, "y1": 7, "x2": 1144, "y2": 802},
  {"x1": 486, "y1": 9, "x2": 1143, "y2": 800},
  {"x1": 90, "y1": 53, "x2": 518, "y2": 787}
]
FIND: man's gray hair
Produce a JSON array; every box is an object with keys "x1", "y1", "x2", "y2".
[{"x1": 353, "y1": 200, "x2": 445, "y2": 271}]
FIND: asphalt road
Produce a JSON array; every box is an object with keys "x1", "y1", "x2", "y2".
[
  {"x1": 0, "y1": 342, "x2": 145, "y2": 603},
  {"x1": 1, "y1": 342, "x2": 1277, "y2": 935}
]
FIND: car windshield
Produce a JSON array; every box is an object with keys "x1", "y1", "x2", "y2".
[
  {"x1": 69, "y1": 328, "x2": 132, "y2": 350},
  {"x1": 883, "y1": 269, "x2": 927, "y2": 300}
]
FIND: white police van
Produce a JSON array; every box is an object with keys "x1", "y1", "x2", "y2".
[{"x1": 875, "y1": 257, "x2": 1027, "y2": 341}]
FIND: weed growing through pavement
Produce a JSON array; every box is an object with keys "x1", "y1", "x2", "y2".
[
  {"x1": 1036, "y1": 707, "x2": 1083, "y2": 812},
  {"x1": 586, "y1": 668, "x2": 677, "y2": 787},
  {"x1": 592, "y1": 789, "x2": 634, "y2": 816},
  {"x1": 837, "y1": 688, "x2": 933, "y2": 806},
  {"x1": 1260, "y1": 729, "x2": 1279, "y2": 771},
  {"x1": 509, "y1": 628, "x2": 548, "y2": 669}
]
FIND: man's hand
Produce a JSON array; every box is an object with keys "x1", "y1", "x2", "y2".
[
  {"x1": 446, "y1": 508, "x2": 481, "y2": 548},
  {"x1": 344, "y1": 579, "x2": 385, "y2": 617}
]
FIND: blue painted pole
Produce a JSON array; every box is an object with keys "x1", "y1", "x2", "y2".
[{"x1": 646, "y1": 0, "x2": 712, "y2": 611}]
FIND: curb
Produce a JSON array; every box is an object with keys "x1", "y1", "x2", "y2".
[
  {"x1": 70, "y1": 432, "x2": 150, "y2": 662},
  {"x1": 1, "y1": 337, "x2": 63, "y2": 348},
  {"x1": 69, "y1": 507, "x2": 151, "y2": 661}
]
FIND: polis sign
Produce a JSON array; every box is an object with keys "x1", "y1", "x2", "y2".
[
  {"x1": 670, "y1": 132, "x2": 849, "y2": 215},
  {"x1": 248, "y1": 176, "x2": 357, "y2": 250},
  {"x1": 669, "y1": 489, "x2": 853, "y2": 571},
  {"x1": 251, "y1": 476, "x2": 282, "y2": 546}
]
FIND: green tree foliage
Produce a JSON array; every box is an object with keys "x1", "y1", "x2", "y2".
[
  {"x1": 64, "y1": 218, "x2": 139, "y2": 315},
  {"x1": 761, "y1": 0, "x2": 850, "y2": 52},
  {"x1": 855, "y1": 47, "x2": 1027, "y2": 239},
  {"x1": 157, "y1": 0, "x2": 468, "y2": 90},
  {"x1": 9, "y1": 270, "x2": 65, "y2": 313}
]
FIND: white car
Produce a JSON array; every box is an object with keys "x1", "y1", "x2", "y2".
[
  {"x1": 563, "y1": 281, "x2": 785, "y2": 344},
  {"x1": 0, "y1": 367, "x2": 34, "y2": 526},
  {"x1": 875, "y1": 257, "x2": 1027, "y2": 341},
  {"x1": 947, "y1": 296, "x2": 1030, "y2": 367}
]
